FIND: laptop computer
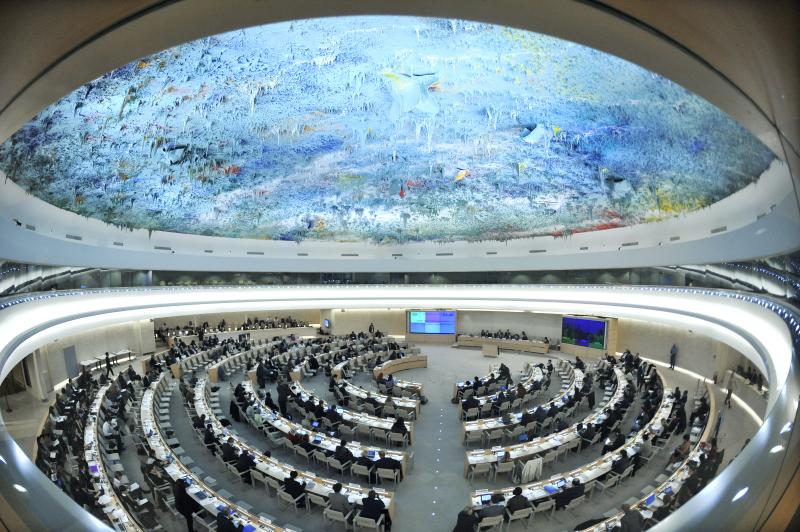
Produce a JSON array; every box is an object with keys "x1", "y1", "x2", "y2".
[{"x1": 480, "y1": 494, "x2": 492, "y2": 504}]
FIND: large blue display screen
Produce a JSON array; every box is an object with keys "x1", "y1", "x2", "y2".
[
  {"x1": 408, "y1": 311, "x2": 456, "y2": 334},
  {"x1": 562, "y1": 317, "x2": 607, "y2": 349}
]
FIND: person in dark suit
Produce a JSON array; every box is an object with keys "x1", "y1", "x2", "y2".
[
  {"x1": 203, "y1": 424, "x2": 218, "y2": 454},
  {"x1": 283, "y1": 470, "x2": 307, "y2": 507},
  {"x1": 533, "y1": 406, "x2": 547, "y2": 423},
  {"x1": 105, "y1": 352, "x2": 114, "y2": 377},
  {"x1": 360, "y1": 490, "x2": 390, "y2": 528},
  {"x1": 216, "y1": 505, "x2": 244, "y2": 532},
  {"x1": 577, "y1": 422, "x2": 596, "y2": 447},
  {"x1": 453, "y1": 506, "x2": 479, "y2": 532},
  {"x1": 462, "y1": 395, "x2": 479, "y2": 411},
  {"x1": 229, "y1": 400, "x2": 241, "y2": 422},
  {"x1": 356, "y1": 451, "x2": 376, "y2": 483},
  {"x1": 174, "y1": 478, "x2": 201, "y2": 531},
  {"x1": 619, "y1": 503, "x2": 644, "y2": 532},
  {"x1": 221, "y1": 437, "x2": 238, "y2": 463},
  {"x1": 601, "y1": 430, "x2": 625, "y2": 455},
  {"x1": 334, "y1": 443, "x2": 354, "y2": 465},
  {"x1": 505, "y1": 487, "x2": 530, "y2": 519},
  {"x1": 375, "y1": 450, "x2": 403, "y2": 481},
  {"x1": 555, "y1": 478, "x2": 584, "y2": 510},
  {"x1": 236, "y1": 451, "x2": 256, "y2": 484},
  {"x1": 612, "y1": 450, "x2": 630, "y2": 475},
  {"x1": 390, "y1": 417, "x2": 408, "y2": 436},
  {"x1": 520, "y1": 410, "x2": 535, "y2": 426}
]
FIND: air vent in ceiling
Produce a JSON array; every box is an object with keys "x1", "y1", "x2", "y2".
[
  {"x1": 341, "y1": 253, "x2": 359, "y2": 257},
  {"x1": 529, "y1": 249, "x2": 546, "y2": 254},
  {"x1": 621, "y1": 241, "x2": 639, "y2": 247},
  {"x1": 669, "y1": 236, "x2": 681, "y2": 241},
  {"x1": 435, "y1": 252, "x2": 453, "y2": 256},
  {"x1": 246, "y1": 251, "x2": 264, "y2": 255},
  {"x1": 391, "y1": 253, "x2": 403, "y2": 257},
  {"x1": 154, "y1": 245, "x2": 172, "y2": 251},
  {"x1": 65, "y1": 234, "x2": 82, "y2": 241},
  {"x1": 485, "y1": 251, "x2": 498, "y2": 255},
  {"x1": 204, "y1": 250, "x2": 214, "y2": 253},
  {"x1": 297, "y1": 253, "x2": 308, "y2": 256},
  {"x1": 112, "y1": 241, "x2": 124, "y2": 247}
]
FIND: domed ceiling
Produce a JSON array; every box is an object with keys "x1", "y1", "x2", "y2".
[{"x1": 0, "y1": 16, "x2": 775, "y2": 244}]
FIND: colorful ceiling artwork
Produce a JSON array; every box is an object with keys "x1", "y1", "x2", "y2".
[{"x1": 0, "y1": 17, "x2": 775, "y2": 244}]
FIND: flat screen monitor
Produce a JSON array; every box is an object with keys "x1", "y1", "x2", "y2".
[
  {"x1": 561, "y1": 316, "x2": 607, "y2": 349},
  {"x1": 407, "y1": 310, "x2": 456, "y2": 334},
  {"x1": 480, "y1": 494, "x2": 492, "y2": 504},
  {"x1": 323, "y1": 319, "x2": 330, "y2": 328}
]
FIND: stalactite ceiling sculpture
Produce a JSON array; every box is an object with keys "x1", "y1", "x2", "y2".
[{"x1": 0, "y1": 16, "x2": 775, "y2": 243}]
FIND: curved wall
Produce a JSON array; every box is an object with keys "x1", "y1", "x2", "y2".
[{"x1": 0, "y1": 285, "x2": 798, "y2": 530}]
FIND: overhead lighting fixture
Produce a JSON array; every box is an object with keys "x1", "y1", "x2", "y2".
[
  {"x1": 770, "y1": 445, "x2": 785, "y2": 454},
  {"x1": 731, "y1": 487, "x2": 749, "y2": 502},
  {"x1": 780, "y1": 422, "x2": 793, "y2": 435},
  {"x1": 13, "y1": 484, "x2": 27, "y2": 493}
]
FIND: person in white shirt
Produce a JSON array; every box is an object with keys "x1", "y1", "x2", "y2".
[{"x1": 102, "y1": 419, "x2": 123, "y2": 450}]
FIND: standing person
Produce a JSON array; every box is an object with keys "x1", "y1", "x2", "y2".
[
  {"x1": 277, "y1": 381, "x2": 290, "y2": 416},
  {"x1": 669, "y1": 344, "x2": 678, "y2": 370},
  {"x1": 174, "y1": 478, "x2": 201, "y2": 531},
  {"x1": 368, "y1": 322, "x2": 375, "y2": 334},
  {"x1": 724, "y1": 371, "x2": 736, "y2": 408},
  {"x1": 619, "y1": 503, "x2": 644, "y2": 532},
  {"x1": 105, "y1": 352, "x2": 114, "y2": 377}
]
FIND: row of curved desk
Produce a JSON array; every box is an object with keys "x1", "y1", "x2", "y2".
[
  {"x1": 468, "y1": 368, "x2": 675, "y2": 512},
  {"x1": 141, "y1": 372, "x2": 288, "y2": 531},
  {"x1": 194, "y1": 378, "x2": 398, "y2": 521},
  {"x1": 463, "y1": 367, "x2": 622, "y2": 474},
  {"x1": 85, "y1": 383, "x2": 143, "y2": 531}
]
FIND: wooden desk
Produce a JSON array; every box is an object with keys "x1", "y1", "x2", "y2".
[
  {"x1": 457, "y1": 335, "x2": 550, "y2": 354},
  {"x1": 372, "y1": 355, "x2": 428, "y2": 378}
]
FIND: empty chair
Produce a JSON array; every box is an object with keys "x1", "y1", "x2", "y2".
[
  {"x1": 371, "y1": 428, "x2": 388, "y2": 444},
  {"x1": 505, "y1": 506, "x2": 533, "y2": 529},
  {"x1": 278, "y1": 488, "x2": 309, "y2": 514},
  {"x1": 531, "y1": 498, "x2": 555, "y2": 522},
  {"x1": 476, "y1": 514, "x2": 503, "y2": 531},
  {"x1": 492, "y1": 460, "x2": 515, "y2": 482},
  {"x1": 469, "y1": 462, "x2": 492, "y2": 482},
  {"x1": 307, "y1": 493, "x2": 328, "y2": 512},
  {"x1": 351, "y1": 463, "x2": 372, "y2": 482},
  {"x1": 354, "y1": 512, "x2": 384, "y2": 531},
  {"x1": 376, "y1": 467, "x2": 399, "y2": 485},
  {"x1": 464, "y1": 430, "x2": 483, "y2": 447},
  {"x1": 541, "y1": 450, "x2": 557, "y2": 469},
  {"x1": 483, "y1": 429, "x2": 504, "y2": 446},
  {"x1": 324, "y1": 508, "x2": 353, "y2": 529},
  {"x1": 387, "y1": 432, "x2": 408, "y2": 448},
  {"x1": 251, "y1": 469, "x2": 269, "y2": 492},
  {"x1": 329, "y1": 457, "x2": 350, "y2": 476},
  {"x1": 463, "y1": 407, "x2": 480, "y2": 421},
  {"x1": 265, "y1": 476, "x2": 282, "y2": 497}
]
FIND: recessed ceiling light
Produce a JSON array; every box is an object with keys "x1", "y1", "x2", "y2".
[{"x1": 731, "y1": 487, "x2": 748, "y2": 502}]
